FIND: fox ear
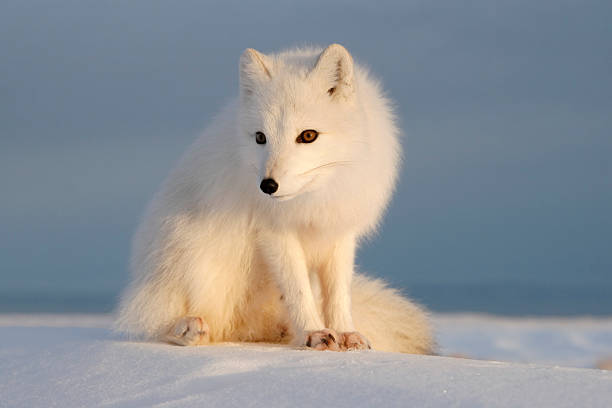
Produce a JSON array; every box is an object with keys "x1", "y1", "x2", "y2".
[
  {"x1": 311, "y1": 44, "x2": 354, "y2": 100},
  {"x1": 240, "y1": 48, "x2": 272, "y2": 97}
]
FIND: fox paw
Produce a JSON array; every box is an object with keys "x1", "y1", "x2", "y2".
[
  {"x1": 340, "y1": 331, "x2": 371, "y2": 350},
  {"x1": 305, "y1": 329, "x2": 341, "y2": 351},
  {"x1": 167, "y1": 316, "x2": 210, "y2": 346}
]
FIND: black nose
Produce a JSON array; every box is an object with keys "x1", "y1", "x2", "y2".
[{"x1": 260, "y1": 178, "x2": 278, "y2": 195}]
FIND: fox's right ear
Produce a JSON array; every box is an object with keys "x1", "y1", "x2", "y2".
[{"x1": 240, "y1": 48, "x2": 272, "y2": 97}]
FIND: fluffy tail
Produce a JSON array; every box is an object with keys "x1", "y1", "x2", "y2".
[{"x1": 351, "y1": 274, "x2": 435, "y2": 354}]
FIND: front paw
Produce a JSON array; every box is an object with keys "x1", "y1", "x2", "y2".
[
  {"x1": 340, "y1": 331, "x2": 371, "y2": 350},
  {"x1": 304, "y1": 329, "x2": 341, "y2": 351},
  {"x1": 167, "y1": 316, "x2": 210, "y2": 346}
]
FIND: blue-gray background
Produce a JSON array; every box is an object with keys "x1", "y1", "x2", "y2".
[{"x1": 1, "y1": 0, "x2": 611, "y2": 315}]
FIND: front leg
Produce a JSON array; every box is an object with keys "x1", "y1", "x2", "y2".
[
  {"x1": 258, "y1": 230, "x2": 325, "y2": 345},
  {"x1": 319, "y1": 234, "x2": 370, "y2": 350}
]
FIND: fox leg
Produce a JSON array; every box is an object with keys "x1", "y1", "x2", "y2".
[
  {"x1": 258, "y1": 231, "x2": 328, "y2": 348},
  {"x1": 318, "y1": 234, "x2": 370, "y2": 350}
]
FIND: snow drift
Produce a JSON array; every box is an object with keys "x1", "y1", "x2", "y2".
[{"x1": 0, "y1": 315, "x2": 610, "y2": 408}]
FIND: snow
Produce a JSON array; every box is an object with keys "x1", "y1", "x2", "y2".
[
  {"x1": 433, "y1": 314, "x2": 612, "y2": 368},
  {"x1": 0, "y1": 315, "x2": 611, "y2": 407}
]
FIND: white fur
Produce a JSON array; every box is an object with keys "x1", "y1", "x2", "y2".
[{"x1": 114, "y1": 44, "x2": 433, "y2": 354}]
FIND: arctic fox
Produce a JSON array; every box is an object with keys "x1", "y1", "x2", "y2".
[{"x1": 115, "y1": 44, "x2": 433, "y2": 353}]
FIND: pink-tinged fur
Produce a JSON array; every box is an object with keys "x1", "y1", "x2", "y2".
[{"x1": 114, "y1": 44, "x2": 434, "y2": 354}]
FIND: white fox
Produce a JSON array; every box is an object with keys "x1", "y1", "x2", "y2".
[{"x1": 115, "y1": 44, "x2": 433, "y2": 353}]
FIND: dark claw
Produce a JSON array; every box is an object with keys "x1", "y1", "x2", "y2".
[
  {"x1": 306, "y1": 337, "x2": 312, "y2": 347},
  {"x1": 328, "y1": 333, "x2": 335, "y2": 342}
]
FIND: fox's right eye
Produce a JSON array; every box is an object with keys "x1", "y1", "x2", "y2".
[{"x1": 255, "y1": 131, "x2": 266, "y2": 145}]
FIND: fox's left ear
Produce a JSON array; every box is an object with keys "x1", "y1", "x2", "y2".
[{"x1": 311, "y1": 44, "x2": 354, "y2": 100}]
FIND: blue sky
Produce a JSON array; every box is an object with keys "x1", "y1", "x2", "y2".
[{"x1": 1, "y1": 0, "x2": 611, "y2": 313}]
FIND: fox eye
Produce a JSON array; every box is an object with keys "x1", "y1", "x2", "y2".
[
  {"x1": 296, "y1": 129, "x2": 319, "y2": 144},
  {"x1": 255, "y1": 131, "x2": 266, "y2": 144}
]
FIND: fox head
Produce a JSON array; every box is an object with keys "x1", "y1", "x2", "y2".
[{"x1": 238, "y1": 44, "x2": 366, "y2": 202}]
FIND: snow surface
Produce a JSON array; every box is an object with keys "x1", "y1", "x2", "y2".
[
  {"x1": 433, "y1": 314, "x2": 612, "y2": 368},
  {"x1": 0, "y1": 314, "x2": 611, "y2": 407}
]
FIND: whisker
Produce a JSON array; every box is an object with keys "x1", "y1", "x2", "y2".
[{"x1": 299, "y1": 161, "x2": 354, "y2": 176}]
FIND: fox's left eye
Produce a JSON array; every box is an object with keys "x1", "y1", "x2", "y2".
[{"x1": 296, "y1": 130, "x2": 319, "y2": 144}]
